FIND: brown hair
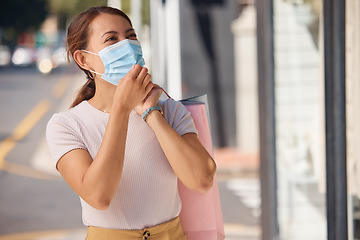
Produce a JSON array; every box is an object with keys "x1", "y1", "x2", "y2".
[{"x1": 66, "y1": 6, "x2": 132, "y2": 108}]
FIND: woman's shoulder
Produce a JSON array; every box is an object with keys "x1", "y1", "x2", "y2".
[
  {"x1": 47, "y1": 101, "x2": 88, "y2": 129},
  {"x1": 46, "y1": 102, "x2": 89, "y2": 163},
  {"x1": 158, "y1": 98, "x2": 186, "y2": 114},
  {"x1": 158, "y1": 98, "x2": 190, "y2": 121},
  {"x1": 158, "y1": 98, "x2": 197, "y2": 135}
]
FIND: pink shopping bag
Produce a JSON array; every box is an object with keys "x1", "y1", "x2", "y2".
[{"x1": 178, "y1": 95, "x2": 225, "y2": 240}]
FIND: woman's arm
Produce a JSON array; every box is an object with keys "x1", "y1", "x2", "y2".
[
  {"x1": 57, "y1": 65, "x2": 153, "y2": 210},
  {"x1": 145, "y1": 110, "x2": 217, "y2": 193},
  {"x1": 57, "y1": 110, "x2": 130, "y2": 210}
]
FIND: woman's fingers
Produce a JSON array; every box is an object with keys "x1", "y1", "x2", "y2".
[
  {"x1": 136, "y1": 66, "x2": 148, "y2": 82},
  {"x1": 114, "y1": 65, "x2": 154, "y2": 111},
  {"x1": 126, "y1": 64, "x2": 142, "y2": 80},
  {"x1": 133, "y1": 65, "x2": 153, "y2": 96},
  {"x1": 143, "y1": 73, "x2": 152, "y2": 89},
  {"x1": 144, "y1": 82, "x2": 155, "y2": 96},
  {"x1": 134, "y1": 66, "x2": 152, "y2": 86}
]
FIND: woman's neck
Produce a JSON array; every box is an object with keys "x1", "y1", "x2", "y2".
[{"x1": 88, "y1": 81, "x2": 116, "y2": 113}]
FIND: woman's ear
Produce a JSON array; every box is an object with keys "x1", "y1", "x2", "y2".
[{"x1": 73, "y1": 50, "x2": 91, "y2": 71}]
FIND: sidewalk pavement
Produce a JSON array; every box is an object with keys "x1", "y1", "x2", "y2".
[
  {"x1": 214, "y1": 147, "x2": 259, "y2": 179},
  {"x1": 0, "y1": 147, "x2": 260, "y2": 240},
  {"x1": 0, "y1": 67, "x2": 261, "y2": 240},
  {"x1": 0, "y1": 69, "x2": 261, "y2": 240},
  {"x1": 215, "y1": 147, "x2": 261, "y2": 240}
]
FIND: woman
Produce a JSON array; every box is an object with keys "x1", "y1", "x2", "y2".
[{"x1": 46, "y1": 6, "x2": 216, "y2": 240}]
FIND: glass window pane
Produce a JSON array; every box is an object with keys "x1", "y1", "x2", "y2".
[
  {"x1": 346, "y1": 0, "x2": 360, "y2": 239},
  {"x1": 273, "y1": 0, "x2": 327, "y2": 239}
]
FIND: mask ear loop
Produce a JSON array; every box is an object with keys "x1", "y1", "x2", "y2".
[
  {"x1": 82, "y1": 49, "x2": 99, "y2": 56},
  {"x1": 85, "y1": 70, "x2": 94, "y2": 80},
  {"x1": 81, "y1": 49, "x2": 103, "y2": 77}
]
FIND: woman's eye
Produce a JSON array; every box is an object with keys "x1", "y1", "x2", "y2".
[
  {"x1": 127, "y1": 34, "x2": 137, "y2": 39},
  {"x1": 105, "y1": 36, "x2": 117, "y2": 42}
]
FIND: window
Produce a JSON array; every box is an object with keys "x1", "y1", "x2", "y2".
[{"x1": 273, "y1": 0, "x2": 326, "y2": 239}]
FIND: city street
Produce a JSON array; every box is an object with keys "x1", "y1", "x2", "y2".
[
  {"x1": 0, "y1": 65, "x2": 260, "y2": 240},
  {"x1": 0, "y1": 65, "x2": 85, "y2": 236}
]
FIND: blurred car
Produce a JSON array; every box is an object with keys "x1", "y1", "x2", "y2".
[
  {"x1": 36, "y1": 46, "x2": 53, "y2": 74},
  {"x1": 51, "y1": 46, "x2": 68, "y2": 67},
  {"x1": 35, "y1": 46, "x2": 68, "y2": 74},
  {"x1": 12, "y1": 47, "x2": 36, "y2": 66},
  {"x1": 0, "y1": 45, "x2": 11, "y2": 67}
]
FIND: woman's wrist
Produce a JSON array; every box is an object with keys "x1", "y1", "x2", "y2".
[
  {"x1": 143, "y1": 107, "x2": 163, "y2": 125},
  {"x1": 111, "y1": 101, "x2": 133, "y2": 116},
  {"x1": 142, "y1": 106, "x2": 163, "y2": 122}
]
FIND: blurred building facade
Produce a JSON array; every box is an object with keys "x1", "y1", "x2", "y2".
[
  {"x1": 150, "y1": 0, "x2": 238, "y2": 148},
  {"x1": 256, "y1": 0, "x2": 359, "y2": 240},
  {"x1": 347, "y1": 0, "x2": 360, "y2": 238},
  {"x1": 149, "y1": 0, "x2": 355, "y2": 239}
]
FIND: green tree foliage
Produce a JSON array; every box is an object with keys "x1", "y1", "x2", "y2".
[
  {"x1": 47, "y1": 0, "x2": 107, "y2": 28},
  {"x1": 0, "y1": 0, "x2": 47, "y2": 44},
  {"x1": 141, "y1": 0, "x2": 150, "y2": 26},
  {"x1": 47, "y1": 0, "x2": 107, "y2": 21},
  {"x1": 0, "y1": 0, "x2": 150, "y2": 46},
  {"x1": 47, "y1": 0, "x2": 150, "y2": 29}
]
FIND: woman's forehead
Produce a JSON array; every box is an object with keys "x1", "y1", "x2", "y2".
[{"x1": 90, "y1": 13, "x2": 131, "y2": 35}]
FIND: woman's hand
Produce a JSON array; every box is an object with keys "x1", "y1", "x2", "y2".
[
  {"x1": 134, "y1": 84, "x2": 163, "y2": 116},
  {"x1": 112, "y1": 65, "x2": 154, "y2": 114}
]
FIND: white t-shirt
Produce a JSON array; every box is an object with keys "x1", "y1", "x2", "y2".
[{"x1": 46, "y1": 99, "x2": 197, "y2": 230}]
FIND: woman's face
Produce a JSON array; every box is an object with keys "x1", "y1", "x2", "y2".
[{"x1": 84, "y1": 13, "x2": 138, "y2": 75}]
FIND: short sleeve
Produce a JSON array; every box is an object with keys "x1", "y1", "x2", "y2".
[
  {"x1": 46, "y1": 113, "x2": 87, "y2": 168},
  {"x1": 159, "y1": 98, "x2": 198, "y2": 136}
]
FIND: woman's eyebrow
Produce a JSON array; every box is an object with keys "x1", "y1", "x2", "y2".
[
  {"x1": 126, "y1": 28, "x2": 135, "y2": 33},
  {"x1": 101, "y1": 31, "x2": 118, "y2": 38}
]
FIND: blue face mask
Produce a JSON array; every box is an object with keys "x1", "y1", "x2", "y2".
[{"x1": 82, "y1": 39, "x2": 145, "y2": 85}]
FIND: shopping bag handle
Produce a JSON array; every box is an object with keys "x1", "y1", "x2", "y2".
[
  {"x1": 155, "y1": 86, "x2": 206, "y2": 104},
  {"x1": 155, "y1": 86, "x2": 172, "y2": 99}
]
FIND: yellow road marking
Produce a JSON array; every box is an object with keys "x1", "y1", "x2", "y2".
[
  {"x1": 0, "y1": 138, "x2": 16, "y2": 163},
  {"x1": 2, "y1": 161, "x2": 58, "y2": 180},
  {"x1": 0, "y1": 100, "x2": 51, "y2": 169},
  {"x1": 0, "y1": 228, "x2": 87, "y2": 240},
  {"x1": 52, "y1": 76, "x2": 70, "y2": 99},
  {"x1": 13, "y1": 100, "x2": 51, "y2": 140}
]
